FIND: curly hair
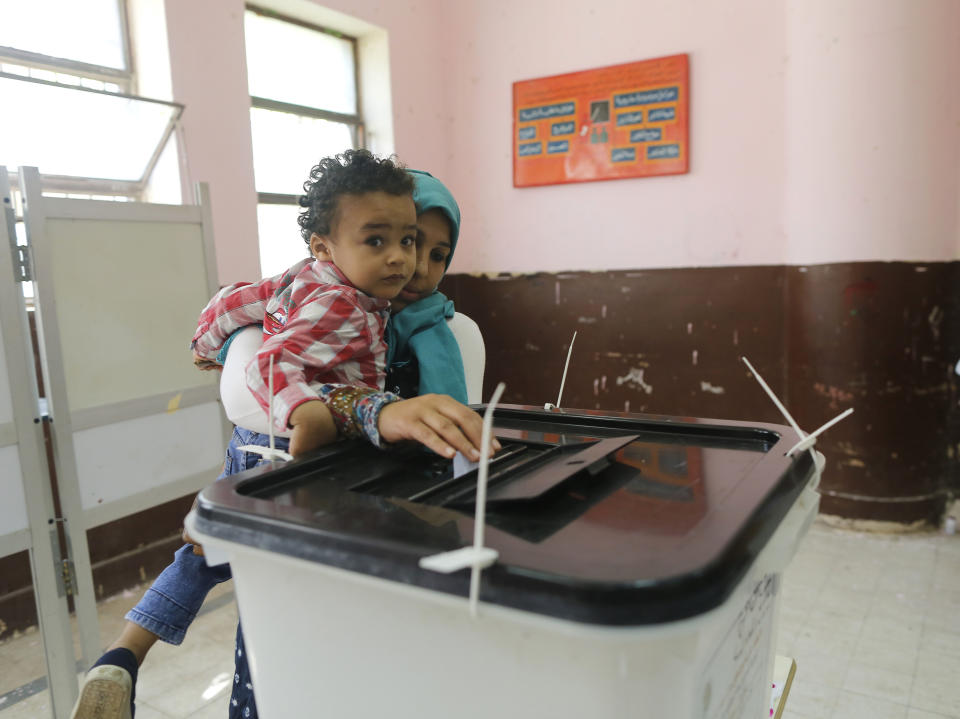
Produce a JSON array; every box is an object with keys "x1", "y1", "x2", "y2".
[{"x1": 297, "y1": 149, "x2": 414, "y2": 243}]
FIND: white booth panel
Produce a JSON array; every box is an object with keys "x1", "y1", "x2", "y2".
[
  {"x1": 0, "y1": 326, "x2": 15, "y2": 426},
  {"x1": 44, "y1": 217, "x2": 216, "y2": 413},
  {"x1": 0, "y1": 445, "x2": 29, "y2": 537},
  {"x1": 74, "y1": 402, "x2": 225, "y2": 522}
]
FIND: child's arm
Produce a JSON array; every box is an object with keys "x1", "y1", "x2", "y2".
[
  {"x1": 287, "y1": 400, "x2": 338, "y2": 456},
  {"x1": 191, "y1": 274, "x2": 287, "y2": 360}
]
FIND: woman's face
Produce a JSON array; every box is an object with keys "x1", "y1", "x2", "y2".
[{"x1": 391, "y1": 208, "x2": 453, "y2": 311}]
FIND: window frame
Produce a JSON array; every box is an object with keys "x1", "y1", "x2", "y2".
[
  {"x1": 0, "y1": 0, "x2": 183, "y2": 200},
  {"x1": 245, "y1": 3, "x2": 365, "y2": 209},
  {"x1": 0, "y1": 0, "x2": 134, "y2": 92}
]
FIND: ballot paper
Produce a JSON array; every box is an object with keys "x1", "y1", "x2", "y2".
[{"x1": 453, "y1": 450, "x2": 479, "y2": 478}]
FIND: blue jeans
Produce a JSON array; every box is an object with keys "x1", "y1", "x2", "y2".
[{"x1": 125, "y1": 427, "x2": 289, "y2": 645}]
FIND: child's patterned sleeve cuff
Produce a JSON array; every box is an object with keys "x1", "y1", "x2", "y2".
[{"x1": 315, "y1": 385, "x2": 401, "y2": 448}]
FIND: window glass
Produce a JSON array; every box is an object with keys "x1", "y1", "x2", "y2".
[
  {"x1": 257, "y1": 203, "x2": 311, "y2": 279},
  {"x1": 0, "y1": 76, "x2": 176, "y2": 180},
  {"x1": 249, "y1": 107, "x2": 353, "y2": 194},
  {"x1": 244, "y1": 10, "x2": 356, "y2": 114},
  {"x1": 0, "y1": 0, "x2": 126, "y2": 70}
]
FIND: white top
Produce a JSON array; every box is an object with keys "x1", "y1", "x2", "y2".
[{"x1": 219, "y1": 313, "x2": 485, "y2": 436}]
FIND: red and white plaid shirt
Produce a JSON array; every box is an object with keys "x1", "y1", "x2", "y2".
[{"x1": 192, "y1": 259, "x2": 390, "y2": 432}]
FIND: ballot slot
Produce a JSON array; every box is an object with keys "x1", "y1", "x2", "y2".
[{"x1": 234, "y1": 409, "x2": 781, "y2": 546}]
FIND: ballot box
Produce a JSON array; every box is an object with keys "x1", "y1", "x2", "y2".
[{"x1": 186, "y1": 405, "x2": 820, "y2": 719}]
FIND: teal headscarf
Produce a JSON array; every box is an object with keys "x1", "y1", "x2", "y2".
[{"x1": 385, "y1": 170, "x2": 468, "y2": 403}]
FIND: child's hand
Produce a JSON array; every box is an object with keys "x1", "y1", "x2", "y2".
[
  {"x1": 192, "y1": 350, "x2": 221, "y2": 371},
  {"x1": 288, "y1": 400, "x2": 338, "y2": 457},
  {"x1": 377, "y1": 394, "x2": 501, "y2": 461}
]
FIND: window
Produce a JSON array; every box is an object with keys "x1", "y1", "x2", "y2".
[
  {"x1": 0, "y1": 0, "x2": 181, "y2": 200},
  {"x1": 0, "y1": 0, "x2": 182, "y2": 306},
  {"x1": 244, "y1": 5, "x2": 363, "y2": 277}
]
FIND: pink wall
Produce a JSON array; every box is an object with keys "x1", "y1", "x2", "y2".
[
  {"x1": 434, "y1": 0, "x2": 960, "y2": 274},
  {"x1": 784, "y1": 0, "x2": 960, "y2": 264},
  {"x1": 436, "y1": 0, "x2": 790, "y2": 274},
  {"x1": 163, "y1": 0, "x2": 959, "y2": 281},
  {"x1": 164, "y1": 0, "x2": 260, "y2": 285}
]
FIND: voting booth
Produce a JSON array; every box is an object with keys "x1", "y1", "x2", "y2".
[{"x1": 1, "y1": 167, "x2": 227, "y2": 716}]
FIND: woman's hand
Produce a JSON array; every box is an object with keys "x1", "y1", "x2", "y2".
[
  {"x1": 378, "y1": 394, "x2": 501, "y2": 460},
  {"x1": 288, "y1": 400, "x2": 338, "y2": 457}
]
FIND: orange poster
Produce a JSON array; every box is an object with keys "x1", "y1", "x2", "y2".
[{"x1": 513, "y1": 54, "x2": 689, "y2": 187}]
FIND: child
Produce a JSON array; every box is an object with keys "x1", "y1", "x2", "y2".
[
  {"x1": 71, "y1": 150, "x2": 485, "y2": 719},
  {"x1": 192, "y1": 149, "x2": 418, "y2": 456}
]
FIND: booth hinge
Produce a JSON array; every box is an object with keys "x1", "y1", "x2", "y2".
[
  {"x1": 49, "y1": 525, "x2": 76, "y2": 598},
  {"x1": 5, "y1": 205, "x2": 30, "y2": 282},
  {"x1": 60, "y1": 558, "x2": 77, "y2": 597}
]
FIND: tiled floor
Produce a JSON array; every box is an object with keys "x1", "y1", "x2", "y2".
[
  {"x1": 0, "y1": 582, "x2": 237, "y2": 718},
  {"x1": 0, "y1": 520, "x2": 958, "y2": 719},
  {"x1": 776, "y1": 521, "x2": 960, "y2": 719}
]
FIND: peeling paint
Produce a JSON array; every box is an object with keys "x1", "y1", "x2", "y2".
[
  {"x1": 593, "y1": 378, "x2": 599, "y2": 396},
  {"x1": 524, "y1": 342, "x2": 540, "y2": 351},
  {"x1": 624, "y1": 400, "x2": 630, "y2": 412},
  {"x1": 700, "y1": 381, "x2": 725, "y2": 395},
  {"x1": 616, "y1": 367, "x2": 653, "y2": 394},
  {"x1": 928, "y1": 305, "x2": 943, "y2": 340},
  {"x1": 555, "y1": 281, "x2": 560, "y2": 305},
  {"x1": 692, "y1": 350, "x2": 698, "y2": 366},
  {"x1": 840, "y1": 458, "x2": 866, "y2": 468},
  {"x1": 601, "y1": 304, "x2": 607, "y2": 318},
  {"x1": 601, "y1": 375, "x2": 607, "y2": 391},
  {"x1": 600, "y1": 351, "x2": 646, "y2": 361},
  {"x1": 813, "y1": 382, "x2": 855, "y2": 408},
  {"x1": 578, "y1": 316, "x2": 597, "y2": 324},
  {"x1": 835, "y1": 441, "x2": 861, "y2": 456},
  {"x1": 914, "y1": 382, "x2": 949, "y2": 396},
  {"x1": 686, "y1": 322, "x2": 693, "y2": 335}
]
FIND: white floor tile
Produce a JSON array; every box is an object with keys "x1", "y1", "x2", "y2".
[
  {"x1": 906, "y1": 708, "x2": 959, "y2": 719},
  {"x1": 842, "y1": 662, "x2": 913, "y2": 706},
  {"x1": 831, "y1": 690, "x2": 908, "y2": 719}
]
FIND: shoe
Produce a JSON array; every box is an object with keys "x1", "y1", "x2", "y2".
[{"x1": 70, "y1": 664, "x2": 133, "y2": 719}]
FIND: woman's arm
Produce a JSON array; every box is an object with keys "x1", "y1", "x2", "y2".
[{"x1": 219, "y1": 326, "x2": 493, "y2": 458}]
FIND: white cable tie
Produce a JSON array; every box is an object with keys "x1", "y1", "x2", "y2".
[
  {"x1": 555, "y1": 331, "x2": 577, "y2": 409},
  {"x1": 740, "y1": 356, "x2": 805, "y2": 439},
  {"x1": 418, "y1": 382, "x2": 506, "y2": 618},
  {"x1": 786, "y1": 407, "x2": 854, "y2": 456},
  {"x1": 469, "y1": 381, "x2": 505, "y2": 616},
  {"x1": 238, "y1": 444, "x2": 293, "y2": 463},
  {"x1": 268, "y1": 354, "x2": 277, "y2": 456}
]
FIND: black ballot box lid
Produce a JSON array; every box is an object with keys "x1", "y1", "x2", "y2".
[{"x1": 193, "y1": 405, "x2": 815, "y2": 626}]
